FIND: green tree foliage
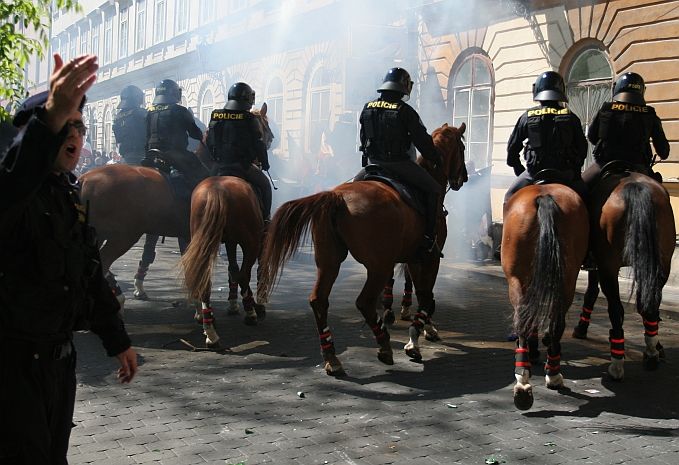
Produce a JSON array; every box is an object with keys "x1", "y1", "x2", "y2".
[{"x1": 0, "y1": 0, "x2": 80, "y2": 121}]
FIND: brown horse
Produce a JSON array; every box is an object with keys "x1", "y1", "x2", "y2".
[
  {"x1": 257, "y1": 122, "x2": 467, "y2": 375},
  {"x1": 80, "y1": 104, "x2": 272, "y2": 307},
  {"x1": 501, "y1": 182, "x2": 589, "y2": 410},
  {"x1": 586, "y1": 166, "x2": 674, "y2": 381}
]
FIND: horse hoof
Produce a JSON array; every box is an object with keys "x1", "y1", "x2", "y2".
[
  {"x1": 571, "y1": 325, "x2": 588, "y2": 339},
  {"x1": 133, "y1": 291, "x2": 148, "y2": 301},
  {"x1": 227, "y1": 300, "x2": 240, "y2": 315},
  {"x1": 405, "y1": 346, "x2": 422, "y2": 361},
  {"x1": 206, "y1": 341, "x2": 221, "y2": 350},
  {"x1": 378, "y1": 350, "x2": 394, "y2": 365},
  {"x1": 607, "y1": 361, "x2": 625, "y2": 382},
  {"x1": 243, "y1": 315, "x2": 258, "y2": 326},
  {"x1": 383, "y1": 309, "x2": 395, "y2": 326},
  {"x1": 545, "y1": 373, "x2": 564, "y2": 390},
  {"x1": 643, "y1": 353, "x2": 659, "y2": 371},
  {"x1": 400, "y1": 306, "x2": 413, "y2": 321},
  {"x1": 324, "y1": 361, "x2": 346, "y2": 376},
  {"x1": 513, "y1": 389, "x2": 534, "y2": 410},
  {"x1": 424, "y1": 331, "x2": 441, "y2": 343},
  {"x1": 254, "y1": 303, "x2": 266, "y2": 320}
]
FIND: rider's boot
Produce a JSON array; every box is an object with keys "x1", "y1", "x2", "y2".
[{"x1": 416, "y1": 194, "x2": 443, "y2": 260}]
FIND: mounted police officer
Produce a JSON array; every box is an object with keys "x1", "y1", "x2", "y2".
[
  {"x1": 113, "y1": 85, "x2": 147, "y2": 165},
  {"x1": 582, "y1": 72, "x2": 670, "y2": 185},
  {"x1": 355, "y1": 67, "x2": 443, "y2": 255},
  {"x1": 206, "y1": 82, "x2": 272, "y2": 221},
  {"x1": 143, "y1": 78, "x2": 206, "y2": 188},
  {"x1": 0, "y1": 53, "x2": 137, "y2": 465},
  {"x1": 505, "y1": 71, "x2": 587, "y2": 203}
]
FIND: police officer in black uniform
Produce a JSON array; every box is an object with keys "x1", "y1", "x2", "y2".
[
  {"x1": 143, "y1": 78, "x2": 206, "y2": 188},
  {"x1": 113, "y1": 85, "x2": 147, "y2": 165},
  {"x1": 0, "y1": 53, "x2": 137, "y2": 465},
  {"x1": 505, "y1": 71, "x2": 587, "y2": 203},
  {"x1": 582, "y1": 72, "x2": 670, "y2": 185},
  {"x1": 206, "y1": 82, "x2": 272, "y2": 221},
  {"x1": 355, "y1": 67, "x2": 443, "y2": 255}
]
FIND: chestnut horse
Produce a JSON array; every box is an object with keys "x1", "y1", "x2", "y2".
[
  {"x1": 80, "y1": 104, "x2": 272, "y2": 307},
  {"x1": 585, "y1": 166, "x2": 674, "y2": 381},
  {"x1": 257, "y1": 122, "x2": 467, "y2": 375},
  {"x1": 502, "y1": 182, "x2": 589, "y2": 410}
]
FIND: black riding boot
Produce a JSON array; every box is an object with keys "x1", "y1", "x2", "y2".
[{"x1": 418, "y1": 194, "x2": 442, "y2": 259}]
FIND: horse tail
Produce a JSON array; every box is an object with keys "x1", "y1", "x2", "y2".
[
  {"x1": 515, "y1": 194, "x2": 565, "y2": 335},
  {"x1": 622, "y1": 182, "x2": 664, "y2": 316},
  {"x1": 180, "y1": 189, "x2": 229, "y2": 301},
  {"x1": 258, "y1": 191, "x2": 346, "y2": 302}
]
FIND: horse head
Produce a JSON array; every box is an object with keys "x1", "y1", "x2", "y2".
[
  {"x1": 431, "y1": 122, "x2": 467, "y2": 191},
  {"x1": 252, "y1": 102, "x2": 274, "y2": 150}
]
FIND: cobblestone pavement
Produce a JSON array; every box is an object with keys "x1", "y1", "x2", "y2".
[{"x1": 69, "y1": 240, "x2": 679, "y2": 465}]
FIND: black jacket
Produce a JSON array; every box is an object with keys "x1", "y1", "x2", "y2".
[
  {"x1": 0, "y1": 113, "x2": 130, "y2": 355},
  {"x1": 146, "y1": 103, "x2": 203, "y2": 153},
  {"x1": 206, "y1": 108, "x2": 269, "y2": 170},
  {"x1": 359, "y1": 93, "x2": 439, "y2": 163},
  {"x1": 507, "y1": 104, "x2": 587, "y2": 175},
  {"x1": 588, "y1": 101, "x2": 670, "y2": 165},
  {"x1": 113, "y1": 107, "x2": 147, "y2": 163}
]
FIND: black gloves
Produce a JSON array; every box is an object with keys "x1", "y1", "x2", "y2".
[{"x1": 513, "y1": 164, "x2": 526, "y2": 177}]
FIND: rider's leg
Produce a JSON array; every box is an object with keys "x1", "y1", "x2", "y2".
[
  {"x1": 503, "y1": 171, "x2": 534, "y2": 205},
  {"x1": 245, "y1": 166, "x2": 272, "y2": 221}
]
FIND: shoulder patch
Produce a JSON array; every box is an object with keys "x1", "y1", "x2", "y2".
[
  {"x1": 611, "y1": 103, "x2": 650, "y2": 113},
  {"x1": 527, "y1": 107, "x2": 571, "y2": 116},
  {"x1": 366, "y1": 100, "x2": 400, "y2": 110}
]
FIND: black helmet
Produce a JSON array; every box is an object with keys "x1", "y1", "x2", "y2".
[
  {"x1": 225, "y1": 82, "x2": 255, "y2": 110},
  {"x1": 532, "y1": 71, "x2": 567, "y2": 102},
  {"x1": 153, "y1": 79, "x2": 181, "y2": 104},
  {"x1": 118, "y1": 85, "x2": 145, "y2": 109},
  {"x1": 613, "y1": 72, "x2": 645, "y2": 105},
  {"x1": 377, "y1": 67, "x2": 413, "y2": 99}
]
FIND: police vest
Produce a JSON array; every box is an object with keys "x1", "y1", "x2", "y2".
[
  {"x1": 113, "y1": 107, "x2": 147, "y2": 161},
  {"x1": 207, "y1": 109, "x2": 257, "y2": 164},
  {"x1": 596, "y1": 101, "x2": 655, "y2": 164},
  {"x1": 146, "y1": 104, "x2": 189, "y2": 152},
  {"x1": 360, "y1": 99, "x2": 409, "y2": 161},
  {"x1": 525, "y1": 105, "x2": 577, "y2": 172}
]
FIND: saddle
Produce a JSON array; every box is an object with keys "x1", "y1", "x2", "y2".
[
  {"x1": 599, "y1": 160, "x2": 651, "y2": 181},
  {"x1": 532, "y1": 168, "x2": 574, "y2": 186},
  {"x1": 362, "y1": 164, "x2": 425, "y2": 216},
  {"x1": 146, "y1": 149, "x2": 193, "y2": 200}
]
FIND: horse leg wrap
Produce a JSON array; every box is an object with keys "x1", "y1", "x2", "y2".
[
  {"x1": 609, "y1": 333, "x2": 625, "y2": 360},
  {"x1": 134, "y1": 261, "x2": 149, "y2": 281},
  {"x1": 382, "y1": 279, "x2": 394, "y2": 309},
  {"x1": 228, "y1": 281, "x2": 239, "y2": 301},
  {"x1": 411, "y1": 310, "x2": 429, "y2": 337},
  {"x1": 515, "y1": 346, "x2": 532, "y2": 377},
  {"x1": 242, "y1": 291, "x2": 255, "y2": 313},
  {"x1": 578, "y1": 306, "x2": 593, "y2": 326},
  {"x1": 201, "y1": 307, "x2": 215, "y2": 327},
  {"x1": 370, "y1": 318, "x2": 390, "y2": 344},
  {"x1": 544, "y1": 344, "x2": 562, "y2": 377},
  {"x1": 319, "y1": 327, "x2": 336, "y2": 357},
  {"x1": 643, "y1": 319, "x2": 659, "y2": 338}
]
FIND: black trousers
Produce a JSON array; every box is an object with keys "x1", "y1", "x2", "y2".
[{"x1": 0, "y1": 340, "x2": 76, "y2": 465}]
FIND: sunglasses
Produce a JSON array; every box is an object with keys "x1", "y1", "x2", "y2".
[{"x1": 67, "y1": 120, "x2": 87, "y2": 136}]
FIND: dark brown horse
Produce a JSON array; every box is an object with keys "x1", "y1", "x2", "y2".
[
  {"x1": 257, "y1": 123, "x2": 467, "y2": 375},
  {"x1": 502, "y1": 182, "x2": 589, "y2": 410},
  {"x1": 80, "y1": 104, "x2": 272, "y2": 308},
  {"x1": 586, "y1": 167, "x2": 674, "y2": 381}
]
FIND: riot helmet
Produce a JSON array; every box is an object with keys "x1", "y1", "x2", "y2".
[
  {"x1": 613, "y1": 72, "x2": 645, "y2": 105},
  {"x1": 532, "y1": 71, "x2": 567, "y2": 103},
  {"x1": 225, "y1": 82, "x2": 256, "y2": 111},
  {"x1": 377, "y1": 67, "x2": 413, "y2": 101},
  {"x1": 153, "y1": 79, "x2": 181, "y2": 104},
  {"x1": 118, "y1": 85, "x2": 145, "y2": 109}
]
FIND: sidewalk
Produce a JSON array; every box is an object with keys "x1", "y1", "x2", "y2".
[{"x1": 444, "y1": 258, "x2": 679, "y2": 317}]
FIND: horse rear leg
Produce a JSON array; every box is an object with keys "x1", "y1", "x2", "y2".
[
  {"x1": 237, "y1": 248, "x2": 260, "y2": 326},
  {"x1": 226, "y1": 243, "x2": 241, "y2": 315},
  {"x1": 572, "y1": 271, "x2": 599, "y2": 339},
  {"x1": 356, "y1": 268, "x2": 395, "y2": 366},
  {"x1": 400, "y1": 270, "x2": 414, "y2": 321},
  {"x1": 599, "y1": 270, "x2": 626, "y2": 381},
  {"x1": 381, "y1": 274, "x2": 395, "y2": 325},
  {"x1": 133, "y1": 234, "x2": 159, "y2": 300},
  {"x1": 310, "y1": 258, "x2": 345, "y2": 376},
  {"x1": 514, "y1": 336, "x2": 534, "y2": 410},
  {"x1": 100, "y1": 233, "x2": 143, "y2": 310},
  {"x1": 544, "y1": 312, "x2": 567, "y2": 389}
]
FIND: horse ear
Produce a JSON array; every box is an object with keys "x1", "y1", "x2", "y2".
[
  {"x1": 442, "y1": 123, "x2": 448, "y2": 128},
  {"x1": 260, "y1": 102, "x2": 268, "y2": 116},
  {"x1": 459, "y1": 121, "x2": 466, "y2": 134}
]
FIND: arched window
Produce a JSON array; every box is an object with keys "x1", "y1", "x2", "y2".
[
  {"x1": 200, "y1": 90, "x2": 214, "y2": 126},
  {"x1": 306, "y1": 66, "x2": 332, "y2": 153},
  {"x1": 565, "y1": 47, "x2": 613, "y2": 166},
  {"x1": 266, "y1": 77, "x2": 284, "y2": 126},
  {"x1": 450, "y1": 54, "x2": 493, "y2": 169},
  {"x1": 103, "y1": 108, "x2": 113, "y2": 154}
]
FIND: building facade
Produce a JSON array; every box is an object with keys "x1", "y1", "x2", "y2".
[{"x1": 26, "y1": 0, "x2": 679, "y2": 229}]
